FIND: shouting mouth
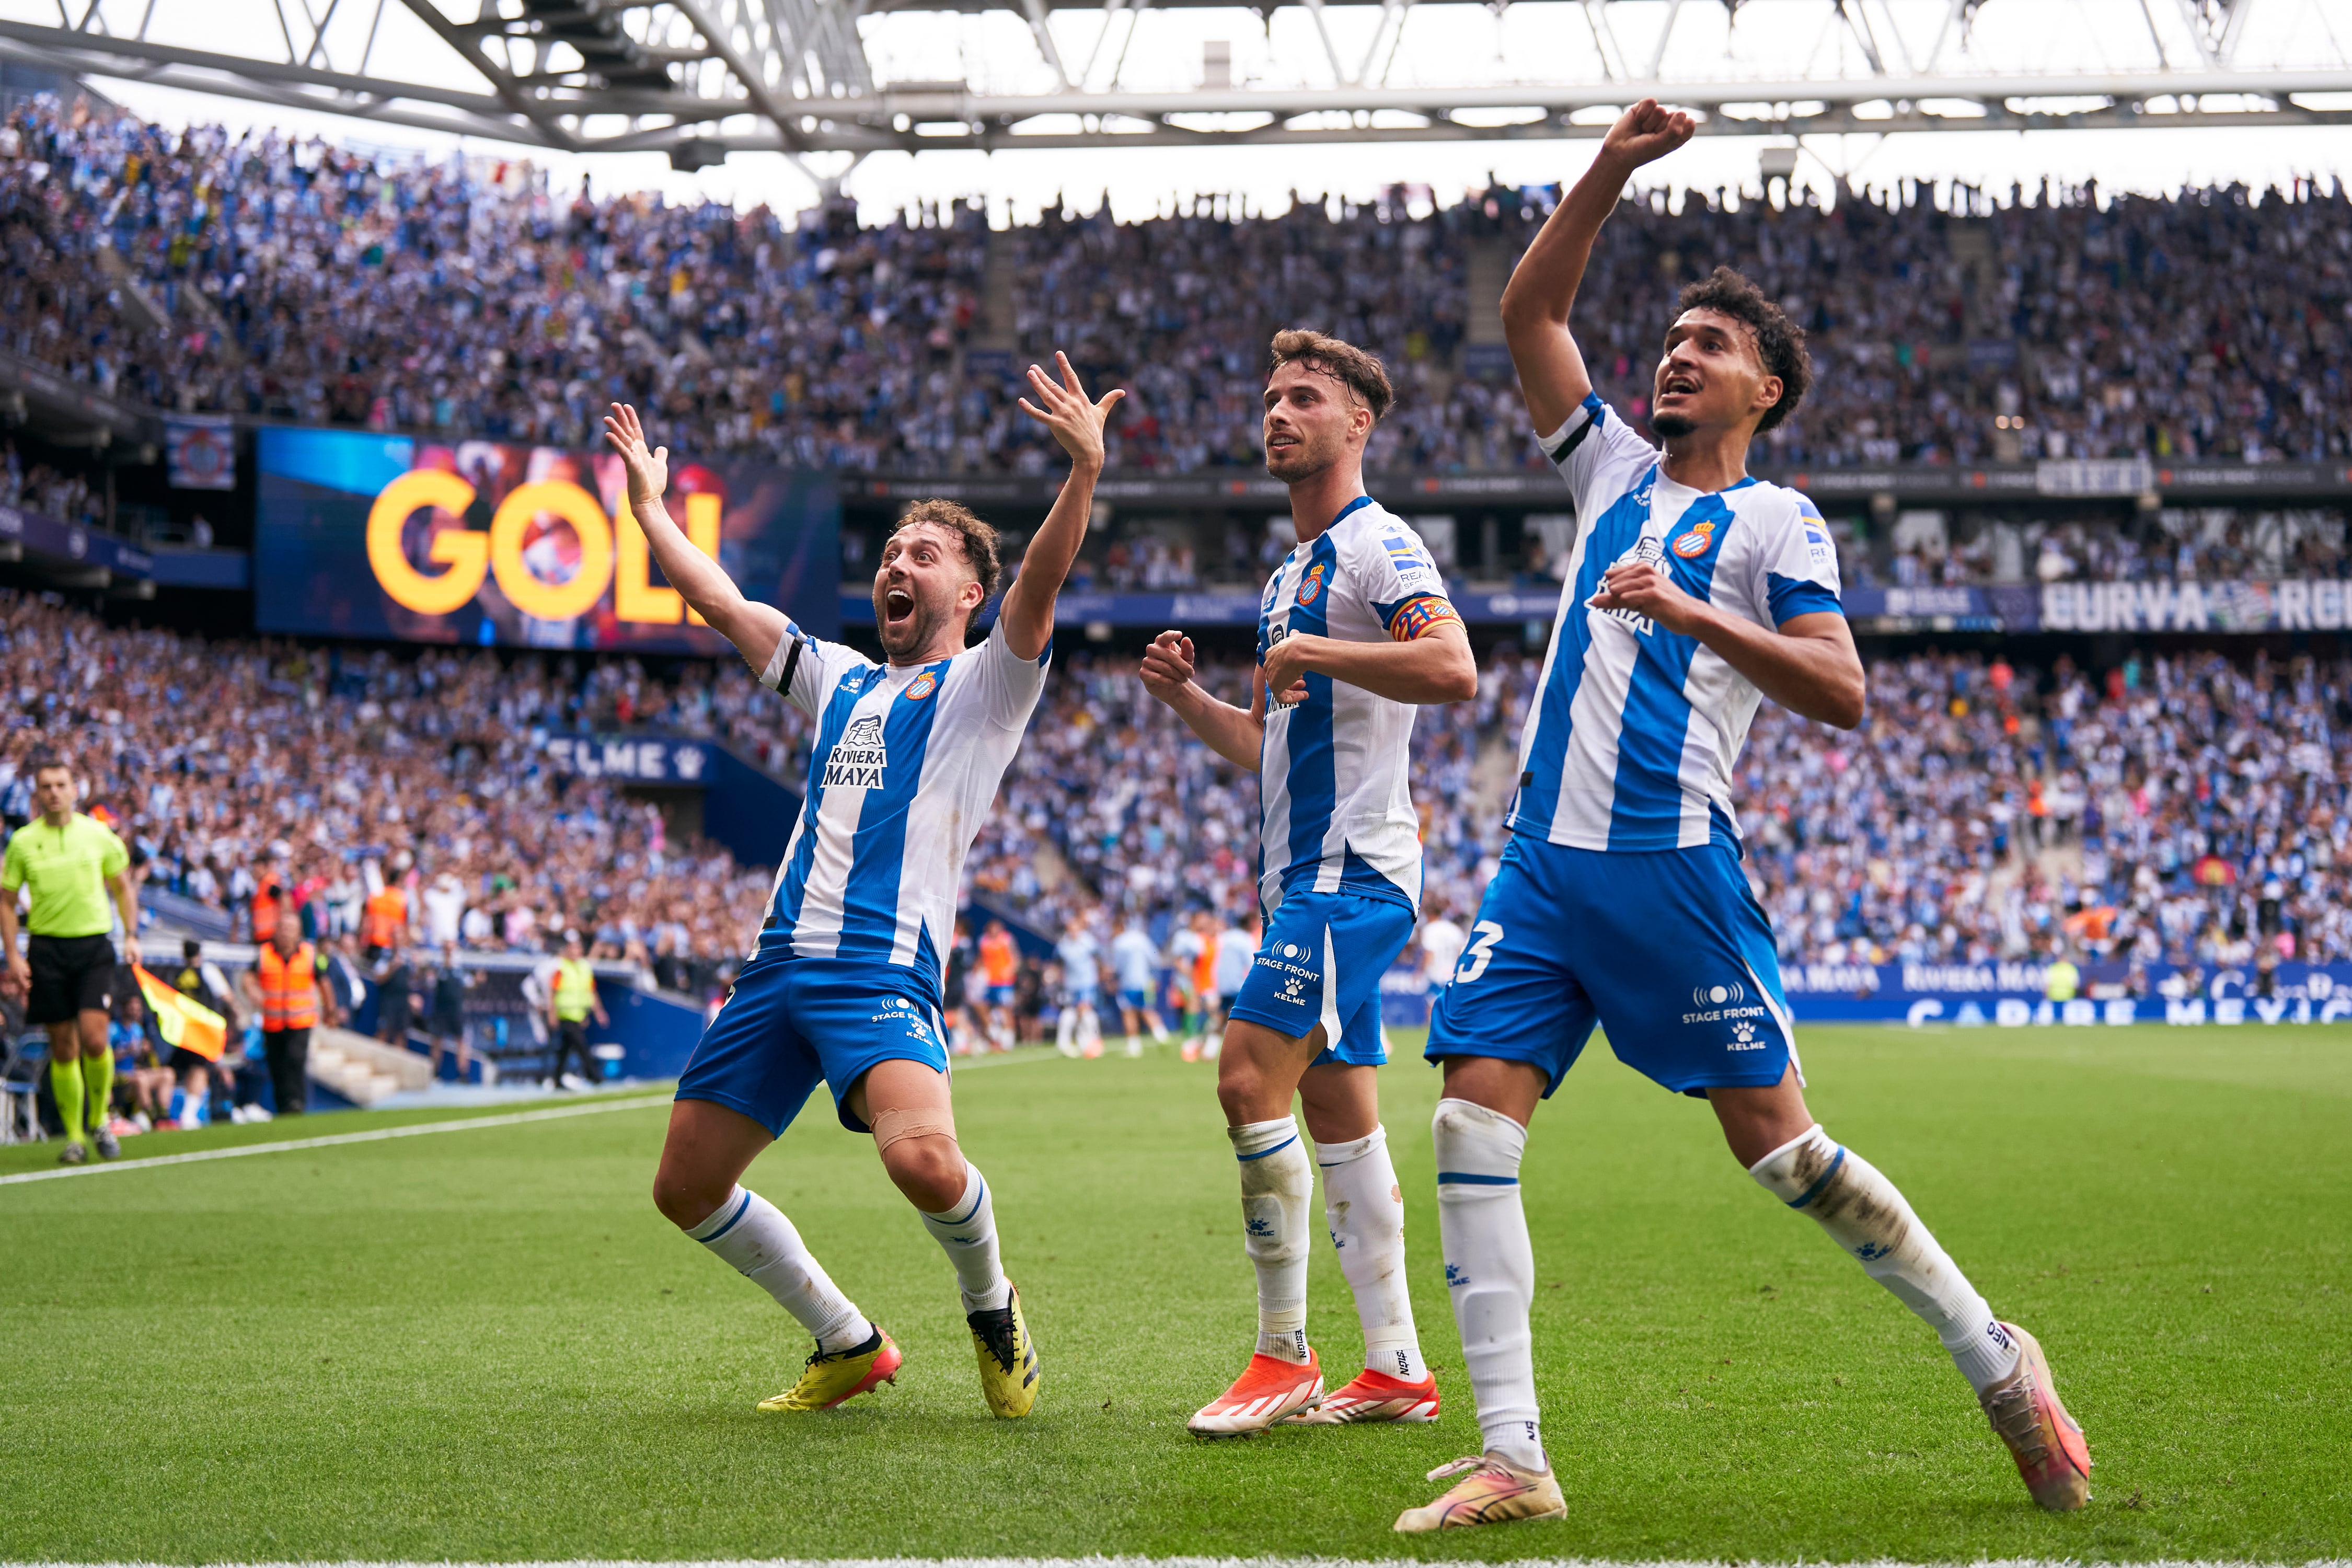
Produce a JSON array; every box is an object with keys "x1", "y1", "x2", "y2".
[{"x1": 882, "y1": 584, "x2": 917, "y2": 632}]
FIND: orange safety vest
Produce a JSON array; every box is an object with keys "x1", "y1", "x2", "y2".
[
  {"x1": 258, "y1": 942, "x2": 320, "y2": 1031},
  {"x1": 251, "y1": 878, "x2": 282, "y2": 941},
  {"x1": 361, "y1": 887, "x2": 407, "y2": 948}
]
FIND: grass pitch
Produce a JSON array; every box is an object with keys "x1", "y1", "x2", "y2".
[{"x1": 2, "y1": 1023, "x2": 2346, "y2": 1563}]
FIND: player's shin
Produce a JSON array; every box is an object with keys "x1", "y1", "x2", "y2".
[
  {"x1": 1432, "y1": 1098, "x2": 1545, "y2": 1472},
  {"x1": 1749, "y1": 1124, "x2": 2020, "y2": 1391},
  {"x1": 49, "y1": 1057, "x2": 85, "y2": 1146},
  {"x1": 687, "y1": 1185, "x2": 873, "y2": 1353},
  {"x1": 1319, "y1": 1124, "x2": 1427, "y2": 1381},
  {"x1": 80, "y1": 1047, "x2": 114, "y2": 1129},
  {"x1": 918, "y1": 1159, "x2": 1012, "y2": 1312},
  {"x1": 1232, "y1": 1116, "x2": 1314, "y2": 1362}
]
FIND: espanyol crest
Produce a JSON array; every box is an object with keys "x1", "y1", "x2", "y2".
[{"x1": 1296, "y1": 562, "x2": 1328, "y2": 606}]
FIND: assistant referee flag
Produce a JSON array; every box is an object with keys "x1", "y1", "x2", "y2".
[{"x1": 134, "y1": 965, "x2": 228, "y2": 1061}]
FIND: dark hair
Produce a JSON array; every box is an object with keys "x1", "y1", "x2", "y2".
[
  {"x1": 892, "y1": 498, "x2": 1004, "y2": 633},
  {"x1": 1267, "y1": 329, "x2": 1396, "y2": 421},
  {"x1": 1675, "y1": 267, "x2": 1813, "y2": 432},
  {"x1": 25, "y1": 748, "x2": 67, "y2": 778}
]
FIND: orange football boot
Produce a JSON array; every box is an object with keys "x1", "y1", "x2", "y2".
[
  {"x1": 1187, "y1": 1348, "x2": 1324, "y2": 1436},
  {"x1": 1284, "y1": 1366, "x2": 1439, "y2": 1424}
]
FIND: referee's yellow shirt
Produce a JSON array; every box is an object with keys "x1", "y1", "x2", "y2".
[{"x1": 2, "y1": 813, "x2": 129, "y2": 938}]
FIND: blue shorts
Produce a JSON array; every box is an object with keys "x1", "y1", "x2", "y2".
[
  {"x1": 1425, "y1": 837, "x2": 1798, "y2": 1098},
  {"x1": 1117, "y1": 987, "x2": 1152, "y2": 1011},
  {"x1": 676, "y1": 954, "x2": 951, "y2": 1137},
  {"x1": 1230, "y1": 890, "x2": 1414, "y2": 1067},
  {"x1": 985, "y1": 984, "x2": 1016, "y2": 1007}
]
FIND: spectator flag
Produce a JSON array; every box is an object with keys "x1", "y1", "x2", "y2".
[{"x1": 134, "y1": 965, "x2": 228, "y2": 1061}]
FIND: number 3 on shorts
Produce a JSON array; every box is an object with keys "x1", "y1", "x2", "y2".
[{"x1": 1454, "y1": 921, "x2": 1504, "y2": 984}]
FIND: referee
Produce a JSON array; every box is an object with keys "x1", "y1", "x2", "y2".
[{"x1": 1, "y1": 753, "x2": 140, "y2": 1164}]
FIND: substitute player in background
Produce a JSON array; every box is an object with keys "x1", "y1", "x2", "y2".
[
  {"x1": 605, "y1": 352, "x2": 1120, "y2": 1421},
  {"x1": 0, "y1": 753, "x2": 139, "y2": 1163},
  {"x1": 1143, "y1": 330, "x2": 1477, "y2": 1435},
  {"x1": 1397, "y1": 101, "x2": 2090, "y2": 1531}
]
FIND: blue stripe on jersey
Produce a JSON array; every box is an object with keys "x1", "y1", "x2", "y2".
[
  {"x1": 769, "y1": 666, "x2": 884, "y2": 943},
  {"x1": 839, "y1": 656, "x2": 955, "y2": 970},
  {"x1": 1279, "y1": 532, "x2": 1341, "y2": 892},
  {"x1": 1609, "y1": 490, "x2": 1735, "y2": 850},
  {"x1": 1514, "y1": 465, "x2": 1657, "y2": 832},
  {"x1": 1768, "y1": 573, "x2": 1842, "y2": 623}
]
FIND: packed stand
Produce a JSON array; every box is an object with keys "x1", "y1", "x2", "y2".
[
  {"x1": 8, "y1": 97, "x2": 2352, "y2": 477},
  {"x1": 1743, "y1": 649, "x2": 2352, "y2": 976},
  {"x1": 1875, "y1": 509, "x2": 2349, "y2": 588},
  {"x1": 0, "y1": 596, "x2": 808, "y2": 1006}
]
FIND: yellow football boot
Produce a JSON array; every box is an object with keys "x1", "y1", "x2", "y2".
[
  {"x1": 756, "y1": 1328, "x2": 902, "y2": 1412},
  {"x1": 966, "y1": 1283, "x2": 1041, "y2": 1417}
]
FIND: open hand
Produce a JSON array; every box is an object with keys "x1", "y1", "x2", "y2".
[
  {"x1": 1600, "y1": 98, "x2": 1697, "y2": 169},
  {"x1": 601, "y1": 403, "x2": 668, "y2": 509},
  {"x1": 1588, "y1": 558, "x2": 1704, "y2": 633},
  {"x1": 1139, "y1": 629, "x2": 1197, "y2": 702},
  {"x1": 1019, "y1": 351, "x2": 1124, "y2": 469}
]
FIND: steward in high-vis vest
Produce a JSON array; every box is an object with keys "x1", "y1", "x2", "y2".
[
  {"x1": 361, "y1": 884, "x2": 408, "y2": 956},
  {"x1": 545, "y1": 928, "x2": 609, "y2": 1091},
  {"x1": 243, "y1": 920, "x2": 336, "y2": 1116}
]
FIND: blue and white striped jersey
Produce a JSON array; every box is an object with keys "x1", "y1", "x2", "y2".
[
  {"x1": 1511, "y1": 392, "x2": 1843, "y2": 853},
  {"x1": 1255, "y1": 495, "x2": 1457, "y2": 915},
  {"x1": 755, "y1": 619, "x2": 1047, "y2": 995}
]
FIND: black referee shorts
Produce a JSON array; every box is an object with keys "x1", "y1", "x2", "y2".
[{"x1": 27, "y1": 933, "x2": 117, "y2": 1026}]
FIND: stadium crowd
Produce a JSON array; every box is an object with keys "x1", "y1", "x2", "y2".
[
  {"x1": 7, "y1": 97, "x2": 2352, "y2": 477},
  {"x1": 4, "y1": 580, "x2": 2345, "y2": 1044}
]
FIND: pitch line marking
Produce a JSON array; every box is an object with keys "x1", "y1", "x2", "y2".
[
  {"x1": 0, "y1": 1093, "x2": 674, "y2": 1187},
  {"x1": 6, "y1": 1559, "x2": 2333, "y2": 1568},
  {"x1": 0, "y1": 1047, "x2": 1078, "y2": 1189}
]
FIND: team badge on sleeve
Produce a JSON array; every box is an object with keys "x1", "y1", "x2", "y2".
[{"x1": 1389, "y1": 595, "x2": 1462, "y2": 642}]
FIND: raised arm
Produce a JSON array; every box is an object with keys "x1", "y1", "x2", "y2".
[
  {"x1": 1140, "y1": 631, "x2": 1266, "y2": 771},
  {"x1": 1501, "y1": 98, "x2": 1696, "y2": 435},
  {"x1": 602, "y1": 404, "x2": 789, "y2": 674},
  {"x1": 997, "y1": 352, "x2": 1124, "y2": 661}
]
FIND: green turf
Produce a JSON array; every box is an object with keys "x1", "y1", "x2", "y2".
[{"x1": 2, "y1": 1024, "x2": 2346, "y2": 1562}]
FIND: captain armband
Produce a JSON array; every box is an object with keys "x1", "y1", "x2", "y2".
[{"x1": 1388, "y1": 595, "x2": 1463, "y2": 642}]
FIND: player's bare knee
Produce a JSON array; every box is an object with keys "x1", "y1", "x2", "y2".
[
  {"x1": 881, "y1": 1132, "x2": 965, "y2": 1212},
  {"x1": 651, "y1": 1165, "x2": 728, "y2": 1230}
]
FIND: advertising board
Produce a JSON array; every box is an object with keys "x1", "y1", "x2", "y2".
[{"x1": 256, "y1": 426, "x2": 838, "y2": 649}]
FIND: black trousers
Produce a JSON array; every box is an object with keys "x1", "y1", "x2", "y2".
[
  {"x1": 263, "y1": 1026, "x2": 310, "y2": 1115},
  {"x1": 549, "y1": 1018, "x2": 591, "y2": 1083}
]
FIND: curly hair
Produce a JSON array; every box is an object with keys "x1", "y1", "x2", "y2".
[
  {"x1": 1266, "y1": 328, "x2": 1395, "y2": 421},
  {"x1": 1674, "y1": 267, "x2": 1814, "y2": 432},
  {"x1": 892, "y1": 498, "x2": 1004, "y2": 635}
]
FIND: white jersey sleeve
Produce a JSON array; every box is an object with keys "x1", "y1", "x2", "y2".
[
  {"x1": 1337, "y1": 517, "x2": 1460, "y2": 640},
  {"x1": 1539, "y1": 391, "x2": 1662, "y2": 522},
  {"x1": 966, "y1": 618, "x2": 1053, "y2": 729},
  {"x1": 1750, "y1": 492, "x2": 1844, "y2": 626},
  {"x1": 759, "y1": 620, "x2": 874, "y2": 718}
]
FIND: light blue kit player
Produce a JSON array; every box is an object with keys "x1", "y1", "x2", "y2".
[
  {"x1": 1142, "y1": 329, "x2": 1478, "y2": 1435},
  {"x1": 599, "y1": 355, "x2": 1126, "y2": 1422},
  {"x1": 1400, "y1": 101, "x2": 2091, "y2": 1535}
]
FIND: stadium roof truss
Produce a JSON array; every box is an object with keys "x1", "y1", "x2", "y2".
[{"x1": 1, "y1": 0, "x2": 2349, "y2": 156}]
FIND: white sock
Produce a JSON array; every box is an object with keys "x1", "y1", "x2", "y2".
[
  {"x1": 1749, "y1": 1124, "x2": 2021, "y2": 1393},
  {"x1": 1055, "y1": 1008, "x2": 1078, "y2": 1054},
  {"x1": 1318, "y1": 1124, "x2": 1427, "y2": 1382},
  {"x1": 919, "y1": 1159, "x2": 1012, "y2": 1313},
  {"x1": 687, "y1": 1186, "x2": 873, "y2": 1354},
  {"x1": 1231, "y1": 1115, "x2": 1313, "y2": 1363},
  {"x1": 1433, "y1": 1097, "x2": 1544, "y2": 1472}
]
